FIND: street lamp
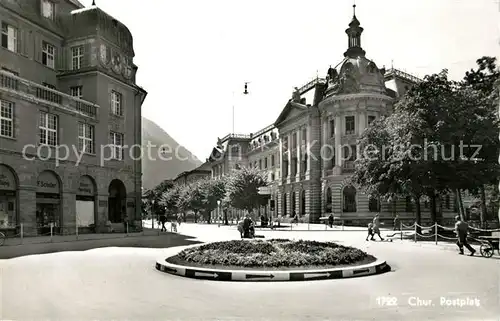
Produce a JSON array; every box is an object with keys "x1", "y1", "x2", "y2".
[
  {"x1": 151, "y1": 199, "x2": 155, "y2": 229},
  {"x1": 217, "y1": 200, "x2": 221, "y2": 226}
]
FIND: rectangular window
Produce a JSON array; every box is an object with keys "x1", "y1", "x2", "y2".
[
  {"x1": 39, "y1": 112, "x2": 58, "y2": 146},
  {"x1": 1, "y1": 67, "x2": 19, "y2": 90},
  {"x1": 0, "y1": 99, "x2": 14, "y2": 138},
  {"x1": 1, "y1": 23, "x2": 18, "y2": 53},
  {"x1": 302, "y1": 128, "x2": 307, "y2": 144},
  {"x1": 78, "y1": 123, "x2": 94, "y2": 154},
  {"x1": 264, "y1": 157, "x2": 268, "y2": 169},
  {"x1": 271, "y1": 154, "x2": 275, "y2": 166},
  {"x1": 368, "y1": 115, "x2": 376, "y2": 125},
  {"x1": 71, "y1": 46, "x2": 83, "y2": 70},
  {"x1": 345, "y1": 116, "x2": 355, "y2": 135},
  {"x1": 259, "y1": 159, "x2": 262, "y2": 170},
  {"x1": 41, "y1": 0, "x2": 55, "y2": 20},
  {"x1": 330, "y1": 119, "x2": 335, "y2": 137},
  {"x1": 70, "y1": 86, "x2": 83, "y2": 99},
  {"x1": 111, "y1": 91, "x2": 122, "y2": 115},
  {"x1": 109, "y1": 131, "x2": 124, "y2": 160},
  {"x1": 42, "y1": 42, "x2": 55, "y2": 68}
]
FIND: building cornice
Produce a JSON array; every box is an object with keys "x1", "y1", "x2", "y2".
[{"x1": 319, "y1": 92, "x2": 392, "y2": 108}]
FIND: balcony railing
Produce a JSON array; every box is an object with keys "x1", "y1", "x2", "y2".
[
  {"x1": 0, "y1": 70, "x2": 99, "y2": 118},
  {"x1": 384, "y1": 68, "x2": 422, "y2": 84}
]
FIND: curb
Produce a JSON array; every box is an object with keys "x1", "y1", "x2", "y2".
[{"x1": 155, "y1": 256, "x2": 390, "y2": 282}]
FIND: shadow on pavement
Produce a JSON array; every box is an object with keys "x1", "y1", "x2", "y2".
[{"x1": 0, "y1": 232, "x2": 201, "y2": 260}]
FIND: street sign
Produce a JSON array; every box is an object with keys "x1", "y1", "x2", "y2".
[{"x1": 258, "y1": 187, "x2": 271, "y2": 195}]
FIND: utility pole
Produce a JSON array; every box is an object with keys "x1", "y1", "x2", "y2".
[{"x1": 232, "y1": 91, "x2": 235, "y2": 133}]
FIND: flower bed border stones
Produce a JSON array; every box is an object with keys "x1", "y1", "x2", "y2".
[{"x1": 155, "y1": 240, "x2": 390, "y2": 282}]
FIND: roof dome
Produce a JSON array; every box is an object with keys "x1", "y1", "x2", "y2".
[
  {"x1": 70, "y1": 6, "x2": 134, "y2": 56},
  {"x1": 324, "y1": 56, "x2": 386, "y2": 97}
]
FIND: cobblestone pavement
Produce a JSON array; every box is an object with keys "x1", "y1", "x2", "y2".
[{"x1": 1, "y1": 222, "x2": 498, "y2": 321}]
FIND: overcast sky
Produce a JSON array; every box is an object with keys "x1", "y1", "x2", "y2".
[{"x1": 81, "y1": 0, "x2": 499, "y2": 161}]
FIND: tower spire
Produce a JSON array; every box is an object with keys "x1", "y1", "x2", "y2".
[
  {"x1": 92, "y1": 0, "x2": 96, "y2": 5},
  {"x1": 343, "y1": 2, "x2": 365, "y2": 58}
]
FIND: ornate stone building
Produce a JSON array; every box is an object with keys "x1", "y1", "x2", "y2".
[
  {"x1": 208, "y1": 6, "x2": 462, "y2": 224},
  {"x1": 0, "y1": 0, "x2": 147, "y2": 235}
]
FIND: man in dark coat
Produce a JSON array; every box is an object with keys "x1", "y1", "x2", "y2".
[
  {"x1": 159, "y1": 213, "x2": 167, "y2": 232},
  {"x1": 243, "y1": 214, "x2": 253, "y2": 238},
  {"x1": 455, "y1": 215, "x2": 476, "y2": 256}
]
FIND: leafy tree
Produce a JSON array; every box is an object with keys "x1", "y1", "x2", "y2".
[
  {"x1": 461, "y1": 56, "x2": 500, "y2": 224},
  {"x1": 395, "y1": 69, "x2": 499, "y2": 222},
  {"x1": 176, "y1": 181, "x2": 204, "y2": 223},
  {"x1": 161, "y1": 184, "x2": 182, "y2": 220},
  {"x1": 225, "y1": 167, "x2": 267, "y2": 215},
  {"x1": 353, "y1": 110, "x2": 430, "y2": 231},
  {"x1": 144, "y1": 180, "x2": 175, "y2": 219},
  {"x1": 199, "y1": 178, "x2": 227, "y2": 224}
]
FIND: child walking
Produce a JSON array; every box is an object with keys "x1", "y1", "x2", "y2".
[{"x1": 366, "y1": 223, "x2": 374, "y2": 241}]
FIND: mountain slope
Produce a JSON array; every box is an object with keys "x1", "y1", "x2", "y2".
[{"x1": 142, "y1": 117, "x2": 202, "y2": 190}]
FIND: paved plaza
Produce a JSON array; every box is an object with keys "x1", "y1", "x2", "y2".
[{"x1": 1, "y1": 223, "x2": 499, "y2": 321}]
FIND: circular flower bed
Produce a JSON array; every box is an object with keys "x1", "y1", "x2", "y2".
[{"x1": 167, "y1": 239, "x2": 376, "y2": 270}]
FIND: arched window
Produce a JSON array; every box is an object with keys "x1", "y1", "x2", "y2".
[
  {"x1": 368, "y1": 196, "x2": 380, "y2": 212},
  {"x1": 291, "y1": 192, "x2": 296, "y2": 216},
  {"x1": 301, "y1": 190, "x2": 306, "y2": 216},
  {"x1": 343, "y1": 186, "x2": 357, "y2": 212},
  {"x1": 325, "y1": 187, "x2": 332, "y2": 212}
]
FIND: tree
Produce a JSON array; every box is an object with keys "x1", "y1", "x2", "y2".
[
  {"x1": 199, "y1": 178, "x2": 227, "y2": 224},
  {"x1": 395, "y1": 69, "x2": 500, "y2": 222},
  {"x1": 225, "y1": 167, "x2": 267, "y2": 216},
  {"x1": 161, "y1": 184, "x2": 182, "y2": 220},
  {"x1": 461, "y1": 56, "x2": 500, "y2": 224},
  {"x1": 352, "y1": 110, "x2": 430, "y2": 231},
  {"x1": 176, "y1": 181, "x2": 204, "y2": 223},
  {"x1": 144, "y1": 179, "x2": 175, "y2": 219}
]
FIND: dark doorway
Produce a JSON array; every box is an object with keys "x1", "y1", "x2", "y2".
[
  {"x1": 343, "y1": 185, "x2": 357, "y2": 212},
  {"x1": 282, "y1": 194, "x2": 287, "y2": 216},
  {"x1": 325, "y1": 187, "x2": 332, "y2": 212},
  {"x1": 108, "y1": 179, "x2": 126, "y2": 223},
  {"x1": 301, "y1": 190, "x2": 306, "y2": 216}
]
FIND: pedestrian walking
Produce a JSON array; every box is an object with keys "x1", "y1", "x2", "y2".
[
  {"x1": 454, "y1": 215, "x2": 476, "y2": 256},
  {"x1": 328, "y1": 213, "x2": 334, "y2": 228},
  {"x1": 170, "y1": 220, "x2": 177, "y2": 232},
  {"x1": 237, "y1": 219, "x2": 244, "y2": 238},
  {"x1": 159, "y1": 213, "x2": 167, "y2": 232},
  {"x1": 366, "y1": 222, "x2": 374, "y2": 241},
  {"x1": 372, "y1": 213, "x2": 384, "y2": 241},
  {"x1": 393, "y1": 214, "x2": 400, "y2": 231},
  {"x1": 177, "y1": 215, "x2": 182, "y2": 226}
]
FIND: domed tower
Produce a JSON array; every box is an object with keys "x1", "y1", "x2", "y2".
[{"x1": 318, "y1": 4, "x2": 394, "y2": 221}]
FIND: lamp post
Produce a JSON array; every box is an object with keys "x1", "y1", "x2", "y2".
[
  {"x1": 217, "y1": 200, "x2": 221, "y2": 227},
  {"x1": 151, "y1": 199, "x2": 155, "y2": 229}
]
